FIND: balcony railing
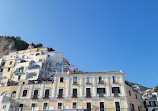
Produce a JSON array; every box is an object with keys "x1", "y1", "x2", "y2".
[
  {"x1": 114, "y1": 93, "x2": 120, "y2": 97},
  {"x1": 98, "y1": 81, "x2": 104, "y2": 84},
  {"x1": 147, "y1": 105, "x2": 158, "y2": 107},
  {"x1": 58, "y1": 94, "x2": 63, "y2": 98},
  {"x1": 113, "y1": 82, "x2": 118, "y2": 84},
  {"x1": 32, "y1": 95, "x2": 38, "y2": 99},
  {"x1": 99, "y1": 93, "x2": 104, "y2": 97},
  {"x1": 43, "y1": 95, "x2": 49, "y2": 99},
  {"x1": 73, "y1": 82, "x2": 78, "y2": 85},
  {"x1": 86, "y1": 93, "x2": 91, "y2": 98},
  {"x1": 86, "y1": 82, "x2": 91, "y2": 84},
  {"x1": 72, "y1": 94, "x2": 77, "y2": 98}
]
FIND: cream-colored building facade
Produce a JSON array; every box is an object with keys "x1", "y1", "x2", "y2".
[
  {"x1": 0, "y1": 71, "x2": 142, "y2": 111},
  {"x1": 125, "y1": 81, "x2": 142, "y2": 111}
]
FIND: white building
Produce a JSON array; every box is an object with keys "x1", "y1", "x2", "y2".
[
  {"x1": 0, "y1": 45, "x2": 76, "y2": 86},
  {"x1": 0, "y1": 96, "x2": 16, "y2": 111}
]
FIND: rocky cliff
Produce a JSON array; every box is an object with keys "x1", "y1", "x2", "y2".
[{"x1": 0, "y1": 36, "x2": 29, "y2": 58}]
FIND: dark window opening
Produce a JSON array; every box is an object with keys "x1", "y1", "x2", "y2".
[
  {"x1": 115, "y1": 102, "x2": 120, "y2": 111},
  {"x1": 100, "y1": 102, "x2": 104, "y2": 111},
  {"x1": 87, "y1": 103, "x2": 91, "y2": 111},
  {"x1": 86, "y1": 88, "x2": 91, "y2": 97},
  {"x1": 72, "y1": 89, "x2": 77, "y2": 97},
  {"x1": 60, "y1": 77, "x2": 64, "y2": 82},
  {"x1": 22, "y1": 90, "x2": 27, "y2": 97},
  {"x1": 58, "y1": 89, "x2": 63, "y2": 98}
]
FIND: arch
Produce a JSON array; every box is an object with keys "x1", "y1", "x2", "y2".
[
  {"x1": 36, "y1": 53, "x2": 40, "y2": 56},
  {"x1": 1, "y1": 91, "x2": 9, "y2": 97},
  {"x1": 11, "y1": 91, "x2": 16, "y2": 97},
  {"x1": 152, "y1": 108, "x2": 158, "y2": 111}
]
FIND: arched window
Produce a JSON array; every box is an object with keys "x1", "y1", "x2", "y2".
[
  {"x1": 1, "y1": 92, "x2": 9, "y2": 97},
  {"x1": 36, "y1": 53, "x2": 40, "y2": 56},
  {"x1": 11, "y1": 91, "x2": 16, "y2": 97},
  {"x1": 152, "y1": 108, "x2": 158, "y2": 111}
]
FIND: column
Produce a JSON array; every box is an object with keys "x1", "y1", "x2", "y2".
[
  {"x1": 16, "y1": 85, "x2": 22, "y2": 99},
  {"x1": 53, "y1": 77, "x2": 57, "y2": 97},
  {"x1": 106, "y1": 77, "x2": 110, "y2": 96},
  {"x1": 80, "y1": 77, "x2": 84, "y2": 97},
  {"x1": 93, "y1": 78, "x2": 97, "y2": 97},
  {"x1": 66, "y1": 78, "x2": 70, "y2": 97},
  {"x1": 40, "y1": 84, "x2": 45, "y2": 98},
  {"x1": 29, "y1": 84, "x2": 34, "y2": 98}
]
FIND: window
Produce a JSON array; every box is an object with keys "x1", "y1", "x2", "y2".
[
  {"x1": 7, "y1": 68, "x2": 10, "y2": 72},
  {"x1": 112, "y1": 87, "x2": 120, "y2": 97},
  {"x1": 73, "y1": 77, "x2": 77, "y2": 84},
  {"x1": 31, "y1": 103, "x2": 36, "y2": 110},
  {"x1": 43, "y1": 103, "x2": 48, "y2": 110},
  {"x1": 44, "y1": 89, "x2": 50, "y2": 98},
  {"x1": 11, "y1": 91, "x2": 16, "y2": 97},
  {"x1": 60, "y1": 77, "x2": 64, "y2": 82},
  {"x1": 34, "y1": 90, "x2": 38, "y2": 96},
  {"x1": 19, "y1": 104, "x2": 24, "y2": 110},
  {"x1": 58, "y1": 103, "x2": 62, "y2": 109},
  {"x1": 73, "y1": 102, "x2": 77, "y2": 109},
  {"x1": 1, "y1": 92, "x2": 9, "y2": 97},
  {"x1": 97, "y1": 88, "x2": 105, "y2": 94},
  {"x1": 9, "y1": 61, "x2": 12, "y2": 65},
  {"x1": 149, "y1": 101, "x2": 156, "y2": 106},
  {"x1": 86, "y1": 77, "x2": 90, "y2": 84},
  {"x1": 22, "y1": 90, "x2": 27, "y2": 97},
  {"x1": 113, "y1": 76, "x2": 117, "y2": 82},
  {"x1": 33, "y1": 90, "x2": 38, "y2": 99},
  {"x1": 129, "y1": 91, "x2": 131, "y2": 96},
  {"x1": 115, "y1": 102, "x2": 120, "y2": 111},
  {"x1": 98, "y1": 77, "x2": 103, "y2": 84},
  {"x1": 3, "y1": 105, "x2": 6, "y2": 109},
  {"x1": 100, "y1": 102, "x2": 104, "y2": 111},
  {"x1": 86, "y1": 88, "x2": 91, "y2": 97},
  {"x1": 0, "y1": 69, "x2": 3, "y2": 72},
  {"x1": 135, "y1": 94, "x2": 137, "y2": 99},
  {"x1": 2, "y1": 62, "x2": 5, "y2": 66},
  {"x1": 18, "y1": 75, "x2": 21, "y2": 80},
  {"x1": 87, "y1": 102, "x2": 91, "y2": 111},
  {"x1": 20, "y1": 67, "x2": 24, "y2": 72},
  {"x1": 58, "y1": 89, "x2": 63, "y2": 98},
  {"x1": 112, "y1": 87, "x2": 120, "y2": 93},
  {"x1": 72, "y1": 89, "x2": 77, "y2": 97},
  {"x1": 130, "y1": 103, "x2": 135, "y2": 111}
]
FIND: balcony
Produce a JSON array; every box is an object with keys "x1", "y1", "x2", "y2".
[
  {"x1": 99, "y1": 93, "x2": 104, "y2": 97},
  {"x1": 98, "y1": 80, "x2": 104, "y2": 84},
  {"x1": 58, "y1": 94, "x2": 63, "y2": 98},
  {"x1": 32, "y1": 107, "x2": 39, "y2": 111},
  {"x1": 147, "y1": 105, "x2": 158, "y2": 107},
  {"x1": 73, "y1": 82, "x2": 78, "y2": 85},
  {"x1": 86, "y1": 82, "x2": 91, "y2": 85},
  {"x1": 113, "y1": 82, "x2": 118, "y2": 84},
  {"x1": 32, "y1": 95, "x2": 38, "y2": 99},
  {"x1": 114, "y1": 93, "x2": 120, "y2": 97},
  {"x1": 86, "y1": 93, "x2": 91, "y2": 98},
  {"x1": 72, "y1": 94, "x2": 77, "y2": 98},
  {"x1": 43, "y1": 95, "x2": 49, "y2": 99}
]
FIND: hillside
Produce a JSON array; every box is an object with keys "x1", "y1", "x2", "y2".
[
  {"x1": 0, "y1": 36, "x2": 70, "y2": 65},
  {"x1": 126, "y1": 81, "x2": 150, "y2": 93}
]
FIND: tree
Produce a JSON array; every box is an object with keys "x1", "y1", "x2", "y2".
[{"x1": 155, "y1": 85, "x2": 158, "y2": 92}]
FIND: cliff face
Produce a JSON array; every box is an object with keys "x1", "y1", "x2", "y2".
[{"x1": 0, "y1": 36, "x2": 29, "y2": 58}]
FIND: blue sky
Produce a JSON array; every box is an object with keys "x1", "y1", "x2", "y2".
[{"x1": 0, "y1": 0, "x2": 158, "y2": 88}]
